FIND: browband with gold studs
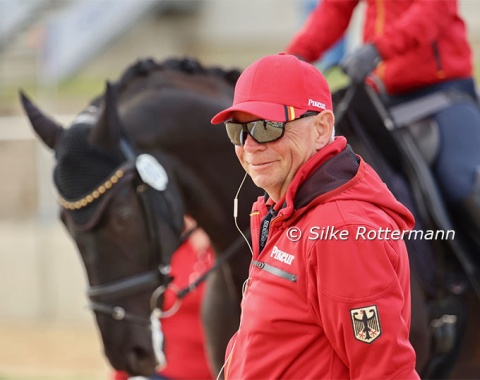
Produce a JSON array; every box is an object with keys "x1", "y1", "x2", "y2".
[{"x1": 57, "y1": 169, "x2": 125, "y2": 210}]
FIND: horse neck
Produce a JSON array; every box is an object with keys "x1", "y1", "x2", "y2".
[
  {"x1": 169, "y1": 150, "x2": 248, "y2": 253},
  {"x1": 117, "y1": 72, "x2": 251, "y2": 252}
]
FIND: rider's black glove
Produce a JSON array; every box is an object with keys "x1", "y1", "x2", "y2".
[{"x1": 339, "y1": 43, "x2": 381, "y2": 84}]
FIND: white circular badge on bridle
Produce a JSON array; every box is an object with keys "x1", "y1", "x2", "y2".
[{"x1": 136, "y1": 154, "x2": 169, "y2": 191}]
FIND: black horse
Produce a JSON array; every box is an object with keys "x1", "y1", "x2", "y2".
[
  {"x1": 20, "y1": 57, "x2": 480, "y2": 378},
  {"x1": 20, "y1": 57, "x2": 258, "y2": 377}
]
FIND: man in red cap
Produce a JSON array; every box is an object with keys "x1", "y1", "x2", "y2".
[{"x1": 211, "y1": 53, "x2": 419, "y2": 379}]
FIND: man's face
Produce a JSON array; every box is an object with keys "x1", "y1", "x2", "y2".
[{"x1": 232, "y1": 111, "x2": 328, "y2": 202}]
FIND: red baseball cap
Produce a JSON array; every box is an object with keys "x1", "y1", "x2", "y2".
[{"x1": 211, "y1": 53, "x2": 332, "y2": 124}]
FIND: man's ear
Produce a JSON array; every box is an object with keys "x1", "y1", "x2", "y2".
[{"x1": 314, "y1": 110, "x2": 335, "y2": 150}]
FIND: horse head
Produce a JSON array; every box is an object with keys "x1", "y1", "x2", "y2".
[
  {"x1": 20, "y1": 82, "x2": 186, "y2": 376},
  {"x1": 21, "y1": 57, "x2": 260, "y2": 378}
]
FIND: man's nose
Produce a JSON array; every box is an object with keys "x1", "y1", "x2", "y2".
[{"x1": 242, "y1": 132, "x2": 265, "y2": 152}]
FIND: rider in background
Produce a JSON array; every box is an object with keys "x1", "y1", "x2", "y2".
[
  {"x1": 113, "y1": 216, "x2": 214, "y2": 380},
  {"x1": 286, "y1": 0, "x2": 480, "y2": 242}
]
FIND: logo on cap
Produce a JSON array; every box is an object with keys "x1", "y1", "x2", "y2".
[{"x1": 308, "y1": 99, "x2": 326, "y2": 110}]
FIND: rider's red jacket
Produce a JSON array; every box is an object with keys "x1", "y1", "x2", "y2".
[
  {"x1": 224, "y1": 137, "x2": 419, "y2": 379},
  {"x1": 286, "y1": 0, "x2": 473, "y2": 95}
]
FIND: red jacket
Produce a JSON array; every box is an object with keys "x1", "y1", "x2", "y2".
[
  {"x1": 286, "y1": 0, "x2": 473, "y2": 95},
  {"x1": 224, "y1": 137, "x2": 419, "y2": 379}
]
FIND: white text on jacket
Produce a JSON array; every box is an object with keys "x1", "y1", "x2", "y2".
[{"x1": 270, "y1": 246, "x2": 295, "y2": 265}]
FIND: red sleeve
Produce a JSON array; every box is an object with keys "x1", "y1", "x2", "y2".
[
  {"x1": 306, "y1": 224, "x2": 419, "y2": 379},
  {"x1": 373, "y1": 0, "x2": 459, "y2": 59},
  {"x1": 285, "y1": 0, "x2": 359, "y2": 62},
  {"x1": 111, "y1": 371, "x2": 129, "y2": 380}
]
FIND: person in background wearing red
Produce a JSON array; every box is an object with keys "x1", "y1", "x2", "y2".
[
  {"x1": 286, "y1": 0, "x2": 480, "y2": 241},
  {"x1": 113, "y1": 216, "x2": 214, "y2": 380}
]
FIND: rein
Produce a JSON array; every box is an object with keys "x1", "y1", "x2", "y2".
[
  {"x1": 149, "y1": 230, "x2": 250, "y2": 318},
  {"x1": 86, "y1": 224, "x2": 195, "y2": 325},
  {"x1": 177, "y1": 231, "x2": 249, "y2": 299},
  {"x1": 86, "y1": 222, "x2": 248, "y2": 323}
]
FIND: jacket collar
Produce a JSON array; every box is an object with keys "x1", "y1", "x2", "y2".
[{"x1": 267, "y1": 136, "x2": 359, "y2": 218}]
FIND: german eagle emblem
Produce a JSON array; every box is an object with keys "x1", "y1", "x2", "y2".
[{"x1": 350, "y1": 305, "x2": 382, "y2": 343}]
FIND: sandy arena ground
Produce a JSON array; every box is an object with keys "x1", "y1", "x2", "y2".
[
  {"x1": 0, "y1": 320, "x2": 110, "y2": 380},
  {"x1": 0, "y1": 219, "x2": 110, "y2": 379}
]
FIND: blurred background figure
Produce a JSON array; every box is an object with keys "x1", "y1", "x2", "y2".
[
  {"x1": 300, "y1": 0, "x2": 347, "y2": 71},
  {"x1": 286, "y1": 0, "x2": 480, "y2": 246}
]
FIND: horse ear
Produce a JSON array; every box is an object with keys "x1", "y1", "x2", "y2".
[
  {"x1": 89, "y1": 81, "x2": 123, "y2": 150},
  {"x1": 19, "y1": 90, "x2": 64, "y2": 150}
]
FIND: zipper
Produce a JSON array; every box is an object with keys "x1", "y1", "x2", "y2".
[
  {"x1": 254, "y1": 211, "x2": 298, "y2": 282},
  {"x1": 251, "y1": 260, "x2": 297, "y2": 282},
  {"x1": 224, "y1": 340, "x2": 236, "y2": 380},
  {"x1": 432, "y1": 41, "x2": 446, "y2": 79},
  {"x1": 258, "y1": 211, "x2": 282, "y2": 257},
  {"x1": 374, "y1": 0, "x2": 385, "y2": 36}
]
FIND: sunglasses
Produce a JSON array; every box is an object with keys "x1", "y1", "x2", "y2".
[{"x1": 225, "y1": 111, "x2": 319, "y2": 146}]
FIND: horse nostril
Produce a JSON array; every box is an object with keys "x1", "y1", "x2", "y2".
[
  {"x1": 126, "y1": 347, "x2": 157, "y2": 377},
  {"x1": 132, "y1": 346, "x2": 150, "y2": 360}
]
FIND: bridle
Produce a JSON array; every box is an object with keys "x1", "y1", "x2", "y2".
[
  {"x1": 59, "y1": 107, "x2": 248, "y2": 327},
  {"x1": 85, "y1": 151, "x2": 191, "y2": 325},
  {"x1": 81, "y1": 137, "x2": 248, "y2": 324},
  {"x1": 58, "y1": 109, "x2": 191, "y2": 326}
]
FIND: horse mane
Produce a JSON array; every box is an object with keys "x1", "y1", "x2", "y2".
[
  {"x1": 55, "y1": 56, "x2": 240, "y2": 227},
  {"x1": 111, "y1": 56, "x2": 241, "y2": 95}
]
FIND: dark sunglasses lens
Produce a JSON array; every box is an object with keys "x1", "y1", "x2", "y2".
[
  {"x1": 225, "y1": 123, "x2": 244, "y2": 145},
  {"x1": 248, "y1": 121, "x2": 284, "y2": 143},
  {"x1": 225, "y1": 120, "x2": 285, "y2": 145}
]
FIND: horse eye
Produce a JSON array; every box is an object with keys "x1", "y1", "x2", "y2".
[
  {"x1": 107, "y1": 201, "x2": 135, "y2": 231},
  {"x1": 116, "y1": 206, "x2": 133, "y2": 223}
]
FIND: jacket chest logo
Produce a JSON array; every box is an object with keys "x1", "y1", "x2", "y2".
[
  {"x1": 270, "y1": 246, "x2": 295, "y2": 265},
  {"x1": 350, "y1": 305, "x2": 382, "y2": 343}
]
